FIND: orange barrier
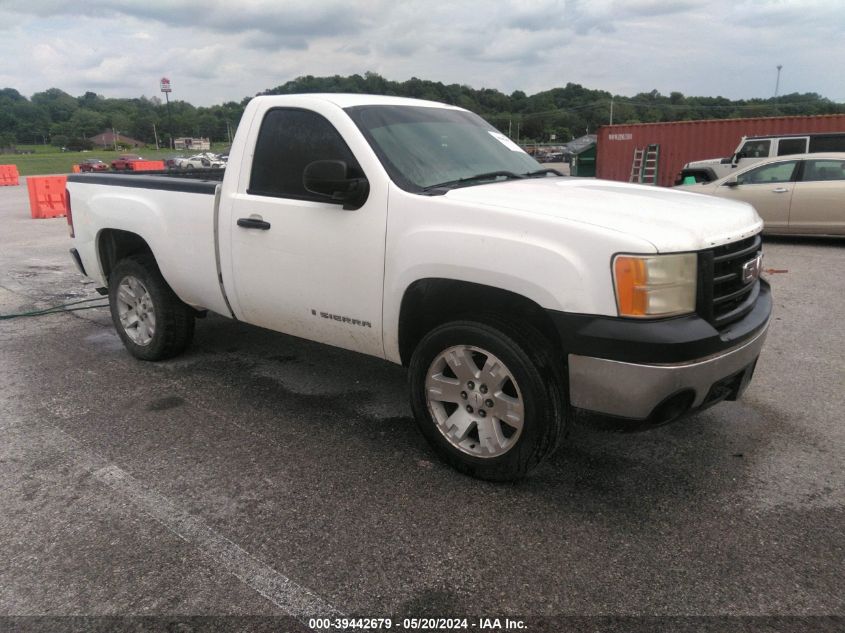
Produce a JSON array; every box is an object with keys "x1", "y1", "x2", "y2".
[
  {"x1": 129, "y1": 160, "x2": 165, "y2": 171},
  {"x1": 72, "y1": 164, "x2": 81, "y2": 173},
  {"x1": 0, "y1": 164, "x2": 20, "y2": 186},
  {"x1": 26, "y1": 175, "x2": 68, "y2": 219}
]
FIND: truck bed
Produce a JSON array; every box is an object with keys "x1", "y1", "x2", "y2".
[{"x1": 66, "y1": 169, "x2": 229, "y2": 317}]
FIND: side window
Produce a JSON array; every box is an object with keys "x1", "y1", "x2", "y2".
[
  {"x1": 249, "y1": 108, "x2": 362, "y2": 200},
  {"x1": 801, "y1": 160, "x2": 845, "y2": 182},
  {"x1": 777, "y1": 138, "x2": 807, "y2": 156},
  {"x1": 808, "y1": 135, "x2": 845, "y2": 152},
  {"x1": 738, "y1": 140, "x2": 771, "y2": 158},
  {"x1": 736, "y1": 160, "x2": 798, "y2": 185}
]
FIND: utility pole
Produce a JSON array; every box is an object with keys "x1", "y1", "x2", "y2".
[
  {"x1": 775, "y1": 65, "x2": 783, "y2": 98},
  {"x1": 153, "y1": 123, "x2": 160, "y2": 150},
  {"x1": 609, "y1": 96, "x2": 614, "y2": 125}
]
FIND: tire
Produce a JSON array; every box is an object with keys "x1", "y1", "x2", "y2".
[
  {"x1": 408, "y1": 319, "x2": 567, "y2": 481},
  {"x1": 108, "y1": 254, "x2": 195, "y2": 361}
]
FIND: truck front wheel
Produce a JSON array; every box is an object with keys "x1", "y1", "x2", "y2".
[
  {"x1": 108, "y1": 254, "x2": 195, "y2": 361},
  {"x1": 409, "y1": 319, "x2": 566, "y2": 480}
]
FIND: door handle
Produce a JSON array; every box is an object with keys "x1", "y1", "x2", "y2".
[
  {"x1": 771, "y1": 187, "x2": 789, "y2": 193},
  {"x1": 237, "y1": 217, "x2": 271, "y2": 230}
]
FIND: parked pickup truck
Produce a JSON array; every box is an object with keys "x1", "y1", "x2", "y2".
[{"x1": 66, "y1": 94, "x2": 772, "y2": 480}]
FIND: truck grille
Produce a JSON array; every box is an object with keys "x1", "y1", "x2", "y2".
[{"x1": 697, "y1": 234, "x2": 762, "y2": 330}]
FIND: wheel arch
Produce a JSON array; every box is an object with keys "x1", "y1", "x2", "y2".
[
  {"x1": 97, "y1": 228, "x2": 154, "y2": 284},
  {"x1": 397, "y1": 278, "x2": 562, "y2": 367}
]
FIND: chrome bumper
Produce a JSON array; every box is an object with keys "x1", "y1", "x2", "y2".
[{"x1": 568, "y1": 324, "x2": 769, "y2": 420}]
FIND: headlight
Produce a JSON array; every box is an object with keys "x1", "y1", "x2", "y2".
[{"x1": 613, "y1": 253, "x2": 697, "y2": 318}]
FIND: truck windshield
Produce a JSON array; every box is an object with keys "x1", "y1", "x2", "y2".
[{"x1": 345, "y1": 105, "x2": 543, "y2": 193}]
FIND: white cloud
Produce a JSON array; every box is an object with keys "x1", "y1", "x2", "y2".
[{"x1": 0, "y1": 0, "x2": 842, "y2": 105}]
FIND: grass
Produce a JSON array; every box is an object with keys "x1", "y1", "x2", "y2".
[
  {"x1": 0, "y1": 153, "x2": 80, "y2": 176},
  {"x1": 0, "y1": 144, "x2": 230, "y2": 176}
]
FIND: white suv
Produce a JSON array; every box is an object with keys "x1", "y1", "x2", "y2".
[{"x1": 678, "y1": 132, "x2": 845, "y2": 183}]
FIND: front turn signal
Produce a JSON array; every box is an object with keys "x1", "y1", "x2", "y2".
[{"x1": 613, "y1": 253, "x2": 697, "y2": 318}]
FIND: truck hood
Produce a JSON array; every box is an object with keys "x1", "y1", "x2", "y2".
[
  {"x1": 685, "y1": 157, "x2": 727, "y2": 167},
  {"x1": 443, "y1": 177, "x2": 762, "y2": 252}
]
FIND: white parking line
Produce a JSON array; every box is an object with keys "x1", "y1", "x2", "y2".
[
  {"x1": 31, "y1": 422, "x2": 344, "y2": 620},
  {"x1": 93, "y1": 464, "x2": 343, "y2": 619}
]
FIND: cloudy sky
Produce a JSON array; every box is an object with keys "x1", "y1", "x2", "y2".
[{"x1": 1, "y1": 0, "x2": 843, "y2": 106}]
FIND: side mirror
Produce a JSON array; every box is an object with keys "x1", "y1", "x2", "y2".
[
  {"x1": 303, "y1": 160, "x2": 369, "y2": 210},
  {"x1": 725, "y1": 175, "x2": 739, "y2": 187}
]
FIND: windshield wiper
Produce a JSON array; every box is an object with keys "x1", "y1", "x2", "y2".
[
  {"x1": 523, "y1": 168, "x2": 564, "y2": 177},
  {"x1": 422, "y1": 170, "x2": 526, "y2": 192}
]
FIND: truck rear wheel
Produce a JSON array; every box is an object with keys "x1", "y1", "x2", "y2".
[
  {"x1": 409, "y1": 319, "x2": 566, "y2": 481},
  {"x1": 108, "y1": 254, "x2": 195, "y2": 361}
]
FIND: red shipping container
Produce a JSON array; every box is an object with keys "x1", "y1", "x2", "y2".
[
  {"x1": 596, "y1": 114, "x2": 845, "y2": 187},
  {"x1": 27, "y1": 175, "x2": 68, "y2": 219}
]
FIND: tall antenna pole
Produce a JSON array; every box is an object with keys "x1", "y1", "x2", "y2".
[{"x1": 775, "y1": 65, "x2": 783, "y2": 97}]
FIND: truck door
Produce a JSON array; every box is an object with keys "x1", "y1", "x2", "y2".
[{"x1": 221, "y1": 107, "x2": 387, "y2": 358}]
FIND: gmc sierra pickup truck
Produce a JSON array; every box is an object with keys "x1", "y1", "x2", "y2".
[{"x1": 67, "y1": 94, "x2": 772, "y2": 480}]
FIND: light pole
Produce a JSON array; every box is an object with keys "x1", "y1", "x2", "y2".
[
  {"x1": 775, "y1": 65, "x2": 783, "y2": 98},
  {"x1": 160, "y1": 77, "x2": 174, "y2": 149}
]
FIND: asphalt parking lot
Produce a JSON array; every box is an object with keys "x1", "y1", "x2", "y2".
[{"x1": 0, "y1": 179, "x2": 843, "y2": 632}]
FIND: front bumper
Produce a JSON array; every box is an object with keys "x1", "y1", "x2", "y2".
[
  {"x1": 568, "y1": 324, "x2": 767, "y2": 420},
  {"x1": 549, "y1": 280, "x2": 772, "y2": 422}
]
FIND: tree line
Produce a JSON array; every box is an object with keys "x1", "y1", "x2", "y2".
[
  {"x1": 0, "y1": 87, "x2": 245, "y2": 151},
  {"x1": 2, "y1": 72, "x2": 843, "y2": 150}
]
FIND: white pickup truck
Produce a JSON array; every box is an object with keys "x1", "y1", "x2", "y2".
[{"x1": 67, "y1": 94, "x2": 772, "y2": 480}]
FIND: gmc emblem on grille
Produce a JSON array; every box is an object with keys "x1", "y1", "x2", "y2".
[{"x1": 742, "y1": 254, "x2": 762, "y2": 284}]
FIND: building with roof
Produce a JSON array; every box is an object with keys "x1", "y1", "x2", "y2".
[{"x1": 89, "y1": 130, "x2": 144, "y2": 149}]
